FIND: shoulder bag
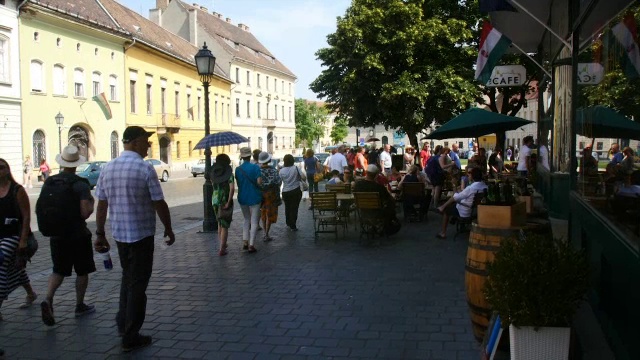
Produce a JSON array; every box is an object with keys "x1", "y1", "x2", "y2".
[{"x1": 296, "y1": 168, "x2": 309, "y2": 191}]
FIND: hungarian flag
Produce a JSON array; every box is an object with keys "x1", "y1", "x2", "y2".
[
  {"x1": 609, "y1": 14, "x2": 640, "y2": 79},
  {"x1": 475, "y1": 21, "x2": 512, "y2": 84},
  {"x1": 92, "y1": 92, "x2": 112, "y2": 120}
]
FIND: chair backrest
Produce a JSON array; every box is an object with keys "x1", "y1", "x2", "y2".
[
  {"x1": 401, "y1": 182, "x2": 425, "y2": 197},
  {"x1": 326, "y1": 183, "x2": 349, "y2": 193},
  {"x1": 353, "y1": 192, "x2": 382, "y2": 210},
  {"x1": 311, "y1": 192, "x2": 338, "y2": 211}
]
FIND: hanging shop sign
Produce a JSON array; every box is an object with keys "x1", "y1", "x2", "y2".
[
  {"x1": 577, "y1": 63, "x2": 604, "y2": 85},
  {"x1": 486, "y1": 65, "x2": 526, "y2": 87}
]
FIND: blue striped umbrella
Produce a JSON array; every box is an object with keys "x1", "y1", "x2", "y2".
[{"x1": 193, "y1": 131, "x2": 249, "y2": 149}]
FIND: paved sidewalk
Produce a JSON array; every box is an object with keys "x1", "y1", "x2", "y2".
[{"x1": 0, "y1": 199, "x2": 480, "y2": 359}]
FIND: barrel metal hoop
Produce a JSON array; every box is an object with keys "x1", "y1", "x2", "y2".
[
  {"x1": 467, "y1": 242, "x2": 501, "y2": 251},
  {"x1": 465, "y1": 265, "x2": 488, "y2": 276},
  {"x1": 467, "y1": 301, "x2": 492, "y2": 316}
]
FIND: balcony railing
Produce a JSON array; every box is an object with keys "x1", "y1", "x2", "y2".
[{"x1": 157, "y1": 113, "x2": 181, "y2": 128}]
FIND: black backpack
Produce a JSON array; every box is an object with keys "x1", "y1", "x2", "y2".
[{"x1": 36, "y1": 175, "x2": 84, "y2": 236}]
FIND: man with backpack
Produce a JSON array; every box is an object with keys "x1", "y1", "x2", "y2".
[{"x1": 36, "y1": 145, "x2": 96, "y2": 326}]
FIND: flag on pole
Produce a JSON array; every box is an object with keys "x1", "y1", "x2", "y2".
[
  {"x1": 479, "y1": 0, "x2": 517, "y2": 13},
  {"x1": 475, "y1": 21, "x2": 512, "y2": 84},
  {"x1": 92, "y1": 92, "x2": 112, "y2": 120},
  {"x1": 609, "y1": 14, "x2": 640, "y2": 79}
]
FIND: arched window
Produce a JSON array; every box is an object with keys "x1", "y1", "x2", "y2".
[
  {"x1": 109, "y1": 75, "x2": 117, "y2": 101},
  {"x1": 32, "y1": 130, "x2": 46, "y2": 164},
  {"x1": 74, "y1": 68, "x2": 84, "y2": 97},
  {"x1": 30, "y1": 60, "x2": 44, "y2": 92},
  {"x1": 382, "y1": 136, "x2": 389, "y2": 145},
  {"x1": 53, "y1": 64, "x2": 65, "y2": 95},
  {"x1": 92, "y1": 71, "x2": 101, "y2": 97},
  {"x1": 110, "y1": 131, "x2": 119, "y2": 159}
]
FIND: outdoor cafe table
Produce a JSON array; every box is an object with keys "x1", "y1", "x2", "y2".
[{"x1": 336, "y1": 193, "x2": 354, "y2": 201}]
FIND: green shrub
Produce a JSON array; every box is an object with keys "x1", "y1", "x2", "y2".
[{"x1": 483, "y1": 235, "x2": 589, "y2": 329}]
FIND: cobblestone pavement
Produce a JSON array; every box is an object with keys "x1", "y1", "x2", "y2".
[{"x1": 0, "y1": 197, "x2": 480, "y2": 359}]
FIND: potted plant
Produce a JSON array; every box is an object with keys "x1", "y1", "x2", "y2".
[{"x1": 483, "y1": 234, "x2": 589, "y2": 360}]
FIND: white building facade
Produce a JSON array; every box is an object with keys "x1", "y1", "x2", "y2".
[
  {"x1": 150, "y1": 0, "x2": 297, "y2": 158},
  {"x1": 0, "y1": 0, "x2": 24, "y2": 181}
]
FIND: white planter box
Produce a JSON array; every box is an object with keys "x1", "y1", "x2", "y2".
[{"x1": 509, "y1": 325, "x2": 571, "y2": 360}]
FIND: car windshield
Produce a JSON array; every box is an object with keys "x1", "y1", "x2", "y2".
[
  {"x1": 293, "y1": 157, "x2": 304, "y2": 162},
  {"x1": 77, "y1": 164, "x2": 90, "y2": 172}
]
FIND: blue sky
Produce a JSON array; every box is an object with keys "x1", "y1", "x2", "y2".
[{"x1": 118, "y1": 0, "x2": 351, "y2": 100}]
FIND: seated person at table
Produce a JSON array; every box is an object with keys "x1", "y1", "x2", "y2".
[
  {"x1": 398, "y1": 165, "x2": 429, "y2": 221},
  {"x1": 580, "y1": 147, "x2": 599, "y2": 176},
  {"x1": 327, "y1": 170, "x2": 343, "y2": 185},
  {"x1": 353, "y1": 164, "x2": 396, "y2": 221},
  {"x1": 388, "y1": 166, "x2": 403, "y2": 183},
  {"x1": 434, "y1": 168, "x2": 487, "y2": 239}
]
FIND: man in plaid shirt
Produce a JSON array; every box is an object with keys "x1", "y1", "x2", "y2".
[{"x1": 94, "y1": 126, "x2": 175, "y2": 352}]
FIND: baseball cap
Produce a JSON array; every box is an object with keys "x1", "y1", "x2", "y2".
[{"x1": 122, "y1": 126, "x2": 155, "y2": 144}]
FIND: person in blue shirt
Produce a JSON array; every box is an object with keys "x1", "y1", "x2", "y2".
[
  {"x1": 234, "y1": 147, "x2": 262, "y2": 253},
  {"x1": 609, "y1": 143, "x2": 624, "y2": 165}
]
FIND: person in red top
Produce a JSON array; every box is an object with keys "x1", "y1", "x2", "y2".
[
  {"x1": 354, "y1": 146, "x2": 368, "y2": 175},
  {"x1": 420, "y1": 143, "x2": 431, "y2": 170},
  {"x1": 346, "y1": 148, "x2": 356, "y2": 170}
]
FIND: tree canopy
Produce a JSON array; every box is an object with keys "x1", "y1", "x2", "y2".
[
  {"x1": 311, "y1": 0, "x2": 482, "y2": 147},
  {"x1": 294, "y1": 98, "x2": 328, "y2": 148}
]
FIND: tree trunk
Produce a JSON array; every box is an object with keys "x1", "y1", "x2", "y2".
[{"x1": 496, "y1": 132, "x2": 506, "y2": 151}]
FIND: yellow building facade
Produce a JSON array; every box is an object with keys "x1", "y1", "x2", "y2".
[
  {"x1": 123, "y1": 45, "x2": 232, "y2": 168},
  {"x1": 19, "y1": 5, "x2": 128, "y2": 172}
]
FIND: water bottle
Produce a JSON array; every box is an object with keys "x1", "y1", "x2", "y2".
[{"x1": 99, "y1": 250, "x2": 113, "y2": 270}]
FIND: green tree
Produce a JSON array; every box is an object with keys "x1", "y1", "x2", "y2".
[
  {"x1": 311, "y1": 0, "x2": 482, "y2": 148},
  {"x1": 294, "y1": 98, "x2": 327, "y2": 147},
  {"x1": 330, "y1": 116, "x2": 349, "y2": 144}
]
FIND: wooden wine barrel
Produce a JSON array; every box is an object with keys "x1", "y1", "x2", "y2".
[{"x1": 465, "y1": 219, "x2": 553, "y2": 342}]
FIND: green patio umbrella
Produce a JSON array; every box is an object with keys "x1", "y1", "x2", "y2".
[
  {"x1": 426, "y1": 108, "x2": 534, "y2": 140},
  {"x1": 576, "y1": 106, "x2": 640, "y2": 139}
]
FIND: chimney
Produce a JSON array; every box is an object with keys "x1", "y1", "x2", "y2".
[
  {"x1": 188, "y1": 8, "x2": 198, "y2": 45},
  {"x1": 200, "y1": 6, "x2": 208, "y2": 11},
  {"x1": 217, "y1": 14, "x2": 223, "y2": 19},
  {"x1": 156, "y1": 0, "x2": 170, "y2": 10},
  {"x1": 212, "y1": 11, "x2": 219, "y2": 17},
  {"x1": 226, "y1": 17, "x2": 232, "y2": 23}
]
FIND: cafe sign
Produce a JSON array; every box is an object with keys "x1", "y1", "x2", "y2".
[
  {"x1": 577, "y1": 63, "x2": 604, "y2": 85},
  {"x1": 486, "y1": 65, "x2": 526, "y2": 87}
]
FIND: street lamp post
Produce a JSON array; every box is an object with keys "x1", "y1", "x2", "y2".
[
  {"x1": 55, "y1": 112, "x2": 65, "y2": 154},
  {"x1": 195, "y1": 42, "x2": 217, "y2": 232}
]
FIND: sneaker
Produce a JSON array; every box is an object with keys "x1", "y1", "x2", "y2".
[
  {"x1": 41, "y1": 300, "x2": 55, "y2": 326},
  {"x1": 247, "y1": 245, "x2": 257, "y2": 253},
  {"x1": 122, "y1": 334, "x2": 152, "y2": 352},
  {"x1": 75, "y1": 303, "x2": 96, "y2": 317}
]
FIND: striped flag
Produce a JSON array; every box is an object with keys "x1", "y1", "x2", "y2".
[
  {"x1": 610, "y1": 14, "x2": 640, "y2": 79},
  {"x1": 92, "y1": 92, "x2": 112, "y2": 120},
  {"x1": 475, "y1": 21, "x2": 512, "y2": 84}
]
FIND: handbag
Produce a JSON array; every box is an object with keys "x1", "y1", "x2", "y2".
[
  {"x1": 217, "y1": 201, "x2": 234, "y2": 222},
  {"x1": 314, "y1": 172, "x2": 324, "y2": 183},
  {"x1": 297, "y1": 168, "x2": 309, "y2": 191}
]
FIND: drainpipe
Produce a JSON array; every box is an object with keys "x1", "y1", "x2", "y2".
[
  {"x1": 16, "y1": 0, "x2": 28, "y2": 16},
  {"x1": 124, "y1": 38, "x2": 137, "y2": 51}
]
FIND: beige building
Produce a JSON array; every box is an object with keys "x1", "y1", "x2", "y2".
[
  {"x1": 100, "y1": 0, "x2": 232, "y2": 171},
  {"x1": 150, "y1": 0, "x2": 297, "y2": 159}
]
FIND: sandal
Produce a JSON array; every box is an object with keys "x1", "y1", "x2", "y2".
[
  {"x1": 19, "y1": 293, "x2": 38, "y2": 309},
  {"x1": 218, "y1": 249, "x2": 228, "y2": 256},
  {"x1": 247, "y1": 245, "x2": 257, "y2": 253}
]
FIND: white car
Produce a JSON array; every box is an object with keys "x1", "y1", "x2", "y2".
[
  {"x1": 145, "y1": 159, "x2": 171, "y2": 182},
  {"x1": 191, "y1": 159, "x2": 214, "y2": 177}
]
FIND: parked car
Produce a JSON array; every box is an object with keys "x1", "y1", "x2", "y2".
[
  {"x1": 146, "y1": 159, "x2": 171, "y2": 182},
  {"x1": 191, "y1": 158, "x2": 214, "y2": 177},
  {"x1": 76, "y1": 161, "x2": 108, "y2": 189},
  {"x1": 293, "y1": 156, "x2": 305, "y2": 170},
  {"x1": 315, "y1": 152, "x2": 330, "y2": 166}
]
